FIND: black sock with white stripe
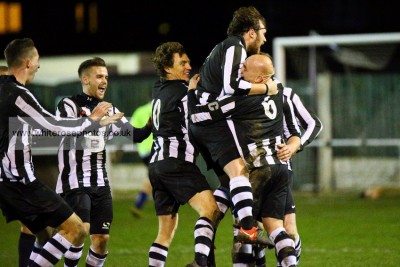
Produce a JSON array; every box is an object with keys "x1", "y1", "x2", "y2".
[
  {"x1": 28, "y1": 240, "x2": 42, "y2": 266},
  {"x1": 213, "y1": 187, "x2": 231, "y2": 216},
  {"x1": 149, "y1": 242, "x2": 168, "y2": 267},
  {"x1": 86, "y1": 247, "x2": 107, "y2": 267},
  {"x1": 29, "y1": 233, "x2": 71, "y2": 266},
  {"x1": 232, "y1": 217, "x2": 266, "y2": 266},
  {"x1": 229, "y1": 176, "x2": 254, "y2": 229},
  {"x1": 194, "y1": 217, "x2": 214, "y2": 266},
  {"x1": 294, "y1": 235, "x2": 302, "y2": 264},
  {"x1": 232, "y1": 242, "x2": 255, "y2": 266},
  {"x1": 270, "y1": 227, "x2": 296, "y2": 267},
  {"x1": 19, "y1": 232, "x2": 35, "y2": 267},
  {"x1": 254, "y1": 245, "x2": 266, "y2": 267},
  {"x1": 64, "y1": 244, "x2": 84, "y2": 267},
  {"x1": 208, "y1": 187, "x2": 230, "y2": 267}
]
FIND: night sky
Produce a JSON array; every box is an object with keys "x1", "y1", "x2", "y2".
[{"x1": 0, "y1": 0, "x2": 399, "y2": 69}]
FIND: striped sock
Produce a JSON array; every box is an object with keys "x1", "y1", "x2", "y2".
[
  {"x1": 294, "y1": 236, "x2": 301, "y2": 264},
  {"x1": 232, "y1": 242, "x2": 255, "y2": 266},
  {"x1": 229, "y1": 176, "x2": 254, "y2": 229},
  {"x1": 194, "y1": 217, "x2": 214, "y2": 266},
  {"x1": 213, "y1": 187, "x2": 231, "y2": 215},
  {"x1": 19, "y1": 232, "x2": 36, "y2": 267},
  {"x1": 28, "y1": 240, "x2": 42, "y2": 266},
  {"x1": 86, "y1": 248, "x2": 107, "y2": 267},
  {"x1": 270, "y1": 227, "x2": 296, "y2": 267},
  {"x1": 64, "y1": 244, "x2": 84, "y2": 267},
  {"x1": 149, "y1": 242, "x2": 168, "y2": 267},
  {"x1": 254, "y1": 245, "x2": 266, "y2": 267},
  {"x1": 232, "y1": 216, "x2": 266, "y2": 267},
  {"x1": 30, "y1": 233, "x2": 71, "y2": 266}
]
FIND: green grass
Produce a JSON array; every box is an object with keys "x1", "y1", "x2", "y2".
[{"x1": 1, "y1": 191, "x2": 400, "y2": 266}]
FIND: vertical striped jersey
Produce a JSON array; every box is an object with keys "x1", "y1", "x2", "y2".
[
  {"x1": 149, "y1": 79, "x2": 196, "y2": 164},
  {"x1": 188, "y1": 84, "x2": 301, "y2": 169},
  {"x1": 55, "y1": 93, "x2": 146, "y2": 193},
  {"x1": 229, "y1": 88, "x2": 300, "y2": 169},
  {"x1": 0, "y1": 75, "x2": 100, "y2": 184},
  {"x1": 195, "y1": 35, "x2": 253, "y2": 104},
  {"x1": 282, "y1": 87, "x2": 323, "y2": 149}
]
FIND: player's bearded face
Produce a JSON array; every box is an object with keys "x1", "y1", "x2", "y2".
[
  {"x1": 248, "y1": 23, "x2": 266, "y2": 56},
  {"x1": 247, "y1": 33, "x2": 265, "y2": 56},
  {"x1": 247, "y1": 41, "x2": 260, "y2": 57}
]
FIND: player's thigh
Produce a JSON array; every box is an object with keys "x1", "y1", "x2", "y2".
[
  {"x1": 62, "y1": 189, "x2": 91, "y2": 223},
  {"x1": 261, "y1": 165, "x2": 290, "y2": 220},
  {"x1": 149, "y1": 159, "x2": 211, "y2": 214},
  {"x1": 89, "y1": 186, "x2": 113, "y2": 235},
  {"x1": 0, "y1": 180, "x2": 73, "y2": 234},
  {"x1": 190, "y1": 121, "x2": 241, "y2": 170}
]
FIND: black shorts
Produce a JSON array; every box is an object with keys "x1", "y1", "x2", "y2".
[
  {"x1": 285, "y1": 171, "x2": 296, "y2": 214},
  {"x1": 0, "y1": 180, "x2": 73, "y2": 234},
  {"x1": 62, "y1": 186, "x2": 113, "y2": 234},
  {"x1": 189, "y1": 119, "x2": 241, "y2": 172},
  {"x1": 148, "y1": 158, "x2": 211, "y2": 216},
  {"x1": 249, "y1": 164, "x2": 289, "y2": 220}
]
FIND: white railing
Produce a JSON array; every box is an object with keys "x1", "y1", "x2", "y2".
[{"x1": 32, "y1": 143, "x2": 137, "y2": 156}]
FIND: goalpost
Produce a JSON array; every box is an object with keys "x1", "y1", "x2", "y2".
[
  {"x1": 273, "y1": 32, "x2": 400, "y2": 192},
  {"x1": 273, "y1": 32, "x2": 400, "y2": 85}
]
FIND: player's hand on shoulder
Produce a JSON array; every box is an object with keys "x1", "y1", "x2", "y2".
[
  {"x1": 266, "y1": 79, "x2": 278, "y2": 95},
  {"x1": 188, "y1": 74, "x2": 200, "y2": 91}
]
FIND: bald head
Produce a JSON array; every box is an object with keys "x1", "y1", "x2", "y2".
[{"x1": 241, "y1": 53, "x2": 274, "y2": 84}]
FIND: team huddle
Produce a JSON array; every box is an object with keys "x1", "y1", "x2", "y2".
[{"x1": 0, "y1": 5, "x2": 322, "y2": 267}]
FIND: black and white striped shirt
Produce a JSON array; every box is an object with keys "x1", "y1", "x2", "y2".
[
  {"x1": 231, "y1": 88, "x2": 300, "y2": 168},
  {"x1": 195, "y1": 35, "x2": 252, "y2": 104},
  {"x1": 282, "y1": 87, "x2": 323, "y2": 150},
  {"x1": 149, "y1": 79, "x2": 196, "y2": 164},
  {"x1": 0, "y1": 75, "x2": 101, "y2": 184},
  {"x1": 188, "y1": 84, "x2": 301, "y2": 169},
  {"x1": 55, "y1": 93, "x2": 150, "y2": 193}
]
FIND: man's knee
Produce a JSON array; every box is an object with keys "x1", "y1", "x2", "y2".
[
  {"x1": 60, "y1": 214, "x2": 87, "y2": 245},
  {"x1": 205, "y1": 205, "x2": 221, "y2": 225},
  {"x1": 71, "y1": 221, "x2": 86, "y2": 245},
  {"x1": 223, "y1": 158, "x2": 248, "y2": 178},
  {"x1": 91, "y1": 234, "x2": 110, "y2": 253},
  {"x1": 192, "y1": 191, "x2": 219, "y2": 222}
]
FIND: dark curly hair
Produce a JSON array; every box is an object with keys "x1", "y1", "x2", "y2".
[
  {"x1": 227, "y1": 6, "x2": 266, "y2": 36},
  {"x1": 152, "y1": 42, "x2": 186, "y2": 79}
]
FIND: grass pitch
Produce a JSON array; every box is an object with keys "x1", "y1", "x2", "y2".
[{"x1": 1, "y1": 191, "x2": 399, "y2": 266}]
